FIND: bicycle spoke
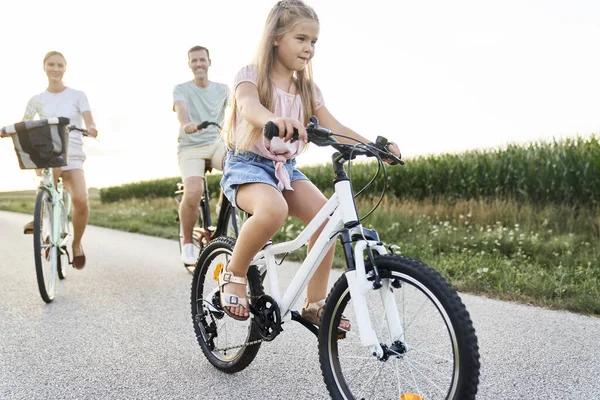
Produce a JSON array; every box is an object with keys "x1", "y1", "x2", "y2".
[
  {"x1": 406, "y1": 346, "x2": 454, "y2": 364},
  {"x1": 402, "y1": 355, "x2": 453, "y2": 380},
  {"x1": 355, "y1": 361, "x2": 384, "y2": 399},
  {"x1": 393, "y1": 358, "x2": 405, "y2": 400}
]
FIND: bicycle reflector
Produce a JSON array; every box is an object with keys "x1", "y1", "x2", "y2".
[
  {"x1": 400, "y1": 394, "x2": 426, "y2": 400},
  {"x1": 213, "y1": 262, "x2": 224, "y2": 281}
]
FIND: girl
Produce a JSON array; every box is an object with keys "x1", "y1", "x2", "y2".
[
  {"x1": 23, "y1": 51, "x2": 98, "y2": 270},
  {"x1": 220, "y1": 0, "x2": 400, "y2": 324}
]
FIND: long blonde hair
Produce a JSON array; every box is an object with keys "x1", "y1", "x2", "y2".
[{"x1": 225, "y1": 0, "x2": 320, "y2": 151}]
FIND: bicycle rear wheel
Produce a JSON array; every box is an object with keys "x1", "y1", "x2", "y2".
[
  {"x1": 319, "y1": 255, "x2": 480, "y2": 400},
  {"x1": 57, "y1": 192, "x2": 72, "y2": 280},
  {"x1": 191, "y1": 236, "x2": 263, "y2": 373},
  {"x1": 33, "y1": 189, "x2": 57, "y2": 303}
]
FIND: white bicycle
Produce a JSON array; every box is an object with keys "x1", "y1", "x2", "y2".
[{"x1": 191, "y1": 117, "x2": 480, "y2": 399}]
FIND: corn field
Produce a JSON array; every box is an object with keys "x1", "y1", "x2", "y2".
[{"x1": 100, "y1": 135, "x2": 599, "y2": 206}]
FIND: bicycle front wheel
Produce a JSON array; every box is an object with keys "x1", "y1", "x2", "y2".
[
  {"x1": 33, "y1": 190, "x2": 57, "y2": 303},
  {"x1": 319, "y1": 255, "x2": 480, "y2": 400}
]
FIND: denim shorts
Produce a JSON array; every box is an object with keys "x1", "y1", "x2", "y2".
[{"x1": 221, "y1": 151, "x2": 308, "y2": 208}]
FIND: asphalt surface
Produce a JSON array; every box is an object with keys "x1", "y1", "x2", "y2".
[{"x1": 1, "y1": 210, "x2": 599, "y2": 399}]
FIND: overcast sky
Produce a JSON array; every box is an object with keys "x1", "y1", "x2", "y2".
[{"x1": 1, "y1": 0, "x2": 598, "y2": 191}]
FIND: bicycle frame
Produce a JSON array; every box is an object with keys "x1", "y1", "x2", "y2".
[
  {"x1": 175, "y1": 179, "x2": 241, "y2": 240},
  {"x1": 250, "y1": 175, "x2": 401, "y2": 358},
  {"x1": 39, "y1": 168, "x2": 70, "y2": 258}
]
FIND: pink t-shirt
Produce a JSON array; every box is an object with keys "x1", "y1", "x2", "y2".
[{"x1": 232, "y1": 65, "x2": 325, "y2": 190}]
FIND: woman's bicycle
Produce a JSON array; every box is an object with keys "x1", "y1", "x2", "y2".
[
  {"x1": 190, "y1": 117, "x2": 480, "y2": 399},
  {"x1": 1, "y1": 117, "x2": 91, "y2": 303},
  {"x1": 174, "y1": 121, "x2": 246, "y2": 273}
]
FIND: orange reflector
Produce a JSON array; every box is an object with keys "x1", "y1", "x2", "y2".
[
  {"x1": 213, "y1": 262, "x2": 224, "y2": 281},
  {"x1": 400, "y1": 394, "x2": 425, "y2": 400}
]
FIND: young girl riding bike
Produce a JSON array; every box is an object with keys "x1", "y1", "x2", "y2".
[{"x1": 219, "y1": 0, "x2": 400, "y2": 325}]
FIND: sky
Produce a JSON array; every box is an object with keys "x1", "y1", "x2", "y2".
[{"x1": 1, "y1": 0, "x2": 599, "y2": 191}]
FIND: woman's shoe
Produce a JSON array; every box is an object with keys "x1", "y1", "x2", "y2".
[
  {"x1": 23, "y1": 220, "x2": 34, "y2": 234},
  {"x1": 72, "y1": 245, "x2": 86, "y2": 270}
]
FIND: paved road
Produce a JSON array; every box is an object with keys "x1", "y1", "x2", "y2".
[{"x1": 1, "y1": 210, "x2": 599, "y2": 399}]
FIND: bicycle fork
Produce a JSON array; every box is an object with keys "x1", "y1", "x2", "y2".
[{"x1": 345, "y1": 240, "x2": 404, "y2": 359}]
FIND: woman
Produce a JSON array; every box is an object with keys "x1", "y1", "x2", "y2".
[{"x1": 22, "y1": 51, "x2": 98, "y2": 270}]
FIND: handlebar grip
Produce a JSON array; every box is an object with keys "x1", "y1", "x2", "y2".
[{"x1": 263, "y1": 121, "x2": 299, "y2": 141}]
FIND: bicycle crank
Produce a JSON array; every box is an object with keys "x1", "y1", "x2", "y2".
[{"x1": 250, "y1": 294, "x2": 282, "y2": 341}]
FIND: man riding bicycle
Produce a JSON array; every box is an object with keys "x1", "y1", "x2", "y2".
[{"x1": 173, "y1": 45, "x2": 229, "y2": 265}]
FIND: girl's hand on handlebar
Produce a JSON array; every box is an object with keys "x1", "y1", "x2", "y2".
[
  {"x1": 183, "y1": 122, "x2": 199, "y2": 134},
  {"x1": 383, "y1": 142, "x2": 401, "y2": 164},
  {"x1": 271, "y1": 117, "x2": 307, "y2": 143}
]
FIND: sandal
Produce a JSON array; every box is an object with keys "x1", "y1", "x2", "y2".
[
  {"x1": 72, "y1": 245, "x2": 86, "y2": 270},
  {"x1": 23, "y1": 220, "x2": 34, "y2": 234},
  {"x1": 218, "y1": 264, "x2": 250, "y2": 321},
  {"x1": 301, "y1": 299, "x2": 351, "y2": 332}
]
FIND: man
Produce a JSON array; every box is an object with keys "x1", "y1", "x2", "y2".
[{"x1": 173, "y1": 46, "x2": 229, "y2": 265}]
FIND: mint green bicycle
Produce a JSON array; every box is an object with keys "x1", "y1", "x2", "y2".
[{"x1": 2, "y1": 117, "x2": 90, "y2": 303}]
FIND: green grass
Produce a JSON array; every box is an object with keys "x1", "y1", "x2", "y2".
[{"x1": 2, "y1": 191, "x2": 598, "y2": 315}]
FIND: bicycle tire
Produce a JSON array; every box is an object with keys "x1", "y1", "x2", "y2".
[
  {"x1": 33, "y1": 189, "x2": 57, "y2": 303},
  {"x1": 319, "y1": 254, "x2": 480, "y2": 400},
  {"x1": 57, "y1": 194, "x2": 71, "y2": 280},
  {"x1": 191, "y1": 236, "x2": 264, "y2": 373},
  {"x1": 216, "y1": 202, "x2": 245, "y2": 240}
]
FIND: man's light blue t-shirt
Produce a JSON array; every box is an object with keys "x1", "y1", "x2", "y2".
[{"x1": 173, "y1": 80, "x2": 229, "y2": 153}]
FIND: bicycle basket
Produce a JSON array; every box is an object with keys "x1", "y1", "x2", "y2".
[{"x1": 7, "y1": 117, "x2": 70, "y2": 169}]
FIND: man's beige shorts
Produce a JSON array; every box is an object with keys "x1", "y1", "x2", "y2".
[{"x1": 178, "y1": 141, "x2": 227, "y2": 180}]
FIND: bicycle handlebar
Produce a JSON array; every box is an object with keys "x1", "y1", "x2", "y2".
[
  {"x1": 197, "y1": 121, "x2": 222, "y2": 131},
  {"x1": 67, "y1": 125, "x2": 94, "y2": 137},
  {"x1": 263, "y1": 116, "x2": 404, "y2": 165},
  {"x1": 1, "y1": 119, "x2": 95, "y2": 139}
]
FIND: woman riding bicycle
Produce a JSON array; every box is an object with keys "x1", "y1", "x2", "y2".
[
  {"x1": 21, "y1": 51, "x2": 98, "y2": 270},
  {"x1": 219, "y1": 0, "x2": 400, "y2": 322}
]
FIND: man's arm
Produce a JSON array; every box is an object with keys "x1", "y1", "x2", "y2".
[{"x1": 174, "y1": 100, "x2": 198, "y2": 134}]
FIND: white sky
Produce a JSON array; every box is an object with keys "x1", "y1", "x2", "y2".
[{"x1": 1, "y1": 0, "x2": 599, "y2": 191}]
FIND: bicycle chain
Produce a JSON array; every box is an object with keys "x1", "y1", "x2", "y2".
[
  {"x1": 213, "y1": 338, "x2": 266, "y2": 352},
  {"x1": 204, "y1": 294, "x2": 278, "y2": 352}
]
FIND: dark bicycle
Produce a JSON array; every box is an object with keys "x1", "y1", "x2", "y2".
[{"x1": 174, "y1": 121, "x2": 246, "y2": 273}]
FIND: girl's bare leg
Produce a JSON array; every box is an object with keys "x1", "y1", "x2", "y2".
[{"x1": 224, "y1": 183, "x2": 288, "y2": 318}]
